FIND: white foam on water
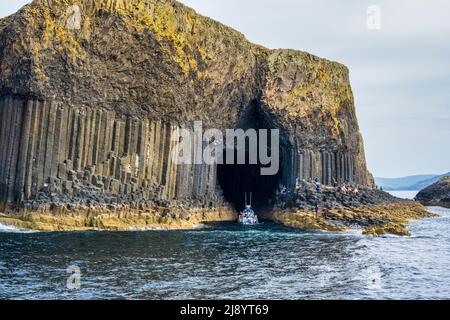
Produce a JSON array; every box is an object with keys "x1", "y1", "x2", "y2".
[
  {"x1": 128, "y1": 224, "x2": 204, "y2": 232},
  {"x1": 427, "y1": 206, "x2": 450, "y2": 216},
  {"x1": 0, "y1": 222, "x2": 37, "y2": 233}
]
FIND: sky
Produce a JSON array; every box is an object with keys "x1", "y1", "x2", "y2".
[{"x1": 1, "y1": 0, "x2": 449, "y2": 178}]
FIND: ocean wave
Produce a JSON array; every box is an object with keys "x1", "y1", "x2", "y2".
[
  {"x1": 427, "y1": 206, "x2": 450, "y2": 216},
  {"x1": 0, "y1": 223, "x2": 37, "y2": 233}
]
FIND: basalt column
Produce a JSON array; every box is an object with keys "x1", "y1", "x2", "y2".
[
  {"x1": 0, "y1": 97, "x2": 224, "y2": 211},
  {"x1": 280, "y1": 148, "x2": 358, "y2": 187}
]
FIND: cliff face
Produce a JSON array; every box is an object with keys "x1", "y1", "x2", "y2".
[
  {"x1": 0, "y1": 0, "x2": 373, "y2": 218},
  {"x1": 416, "y1": 176, "x2": 450, "y2": 208}
]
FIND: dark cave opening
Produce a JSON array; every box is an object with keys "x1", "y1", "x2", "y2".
[
  {"x1": 217, "y1": 159, "x2": 281, "y2": 212},
  {"x1": 216, "y1": 100, "x2": 282, "y2": 212}
]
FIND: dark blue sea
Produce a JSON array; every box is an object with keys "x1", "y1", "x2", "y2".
[{"x1": 0, "y1": 206, "x2": 449, "y2": 300}]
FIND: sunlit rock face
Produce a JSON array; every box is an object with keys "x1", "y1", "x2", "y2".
[{"x1": 0, "y1": 0, "x2": 373, "y2": 216}]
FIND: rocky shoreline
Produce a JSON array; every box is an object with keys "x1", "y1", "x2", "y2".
[
  {"x1": 269, "y1": 202, "x2": 434, "y2": 236},
  {"x1": 263, "y1": 187, "x2": 436, "y2": 236},
  {"x1": 0, "y1": 172, "x2": 239, "y2": 231},
  {"x1": 0, "y1": 187, "x2": 436, "y2": 235},
  {"x1": 0, "y1": 205, "x2": 237, "y2": 231}
]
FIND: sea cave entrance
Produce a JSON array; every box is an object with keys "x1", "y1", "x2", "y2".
[
  {"x1": 217, "y1": 159, "x2": 281, "y2": 212},
  {"x1": 216, "y1": 100, "x2": 282, "y2": 212}
]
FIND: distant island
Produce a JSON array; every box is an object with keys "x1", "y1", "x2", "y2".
[{"x1": 375, "y1": 172, "x2": 450, "y2": 191}]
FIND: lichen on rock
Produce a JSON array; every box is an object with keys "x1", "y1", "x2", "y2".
[{"x1": 269, "y1": 201, "x2": 435, "y2": 237}]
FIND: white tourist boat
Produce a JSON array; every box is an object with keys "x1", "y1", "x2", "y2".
[{"x1": 239, "y1": 193, "x2": 259, "y2": 225}]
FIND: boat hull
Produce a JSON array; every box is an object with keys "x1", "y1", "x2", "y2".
[{"x1": 239, "y1": 216, "x2": 259, "y2": 225}]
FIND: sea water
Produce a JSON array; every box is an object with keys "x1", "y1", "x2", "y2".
[
  {"x1": 387, "y1": 190, "x2": 420, "y2": 200},
  {"x1": 0, "y1": 207, "x2": 449, "y2": 300}
]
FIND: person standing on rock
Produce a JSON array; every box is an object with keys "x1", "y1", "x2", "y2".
[
  {"x1": 315, "y1": 203, "x2": 320, "y2": 218},
  {"x1": 315, "y1": 181, "x2": 321, "y2": 193}
]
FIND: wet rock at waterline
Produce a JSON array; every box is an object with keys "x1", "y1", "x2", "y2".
[{"x1": 264, "y1": 187, "x2": 435, "y2": 237}]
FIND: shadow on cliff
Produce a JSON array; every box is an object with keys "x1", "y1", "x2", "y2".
[{"x1": 217, "y1": 100, "x2": 282, "y2": 212}]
